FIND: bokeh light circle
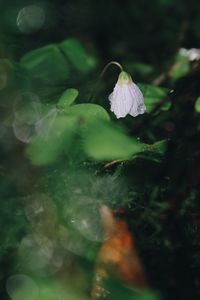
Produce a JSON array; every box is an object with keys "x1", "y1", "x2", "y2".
[
  {"x1": 6, "y1": 274, "x2": 39, "y2": 300},
  {"x1": 14, "y1": 92, "x2": 42, "y2": 125},
  {"x1": 64, "y1": 197, "x2": 103, "y2": 242},
  {"x1": 17, "y1": 5, "x2": 45, "y2": 34}
]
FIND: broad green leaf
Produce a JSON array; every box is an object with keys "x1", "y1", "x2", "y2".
[
  {"x1": 64, "y1": 103, "x2": 110, "y2": 123},
  {"x1": 26, "y1": 115, "x2": 77, "y2": 165},
  {"x1": 83, "y1": 119, "x2": 143, "y2": 160},
  {"x1": 59, "y1": 39, "x2": 96, "y2": 74},
  {"x1": 20, "y1": 44, "x2": 70, "y2": 84},
  {"x1": 139, "y1": 84, "x2": 170, "y2": 113},
  {"x1": 57, "y1": 88, "x2": 79, "y2": 109}
]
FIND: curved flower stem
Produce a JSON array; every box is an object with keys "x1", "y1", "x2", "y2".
[
  {"x1": 99, "y1": 61, "x2": 123, "y2": 79},
  {"x1": 90, "y1": 61, "x2": 123, "y2": 102}
]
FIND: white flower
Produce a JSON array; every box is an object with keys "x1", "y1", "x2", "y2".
[{"x1": 109, "y1": 71, "x2": 146, "y2": 118}]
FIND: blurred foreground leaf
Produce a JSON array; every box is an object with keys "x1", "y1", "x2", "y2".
[
  {"x1": 26, "y1": 103, "x2": 109, "y2": 165},
  {"x1": 26, "y1": 114, "x2": 77, "y2": 165},
  {"x1": 83, "y1": 119, "x2": 143, "y2": 160}
]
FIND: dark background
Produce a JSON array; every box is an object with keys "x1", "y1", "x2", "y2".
[{"x1": 0, "y1": 1, "x2": 200, "y2": 300}]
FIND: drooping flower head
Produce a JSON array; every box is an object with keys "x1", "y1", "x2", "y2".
[{"x1": 109, "y1": 71, "x2": 146, "y2": 119}]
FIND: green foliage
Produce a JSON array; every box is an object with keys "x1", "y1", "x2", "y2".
[
  {"x1": 0, "y1": 59, "x2": 15, "y2": 90},
  {"x1": 63, "y1": 103, "x2": 110, "y2": 123},
  {"x1": 20, "y1": 39, "x2": 96, "y2": 90},
  {"x1": 139, "y1": 84, "x2": 170, "y2": 113},
  {"x1": 57, "y1": 88, "x2": 79, "y2": 109},
  {"x1": 1, "y1": 1, "x2": 200, "y2": 300},
  {"x1": 170, "y1": 53, "x2": 190, "y2": 81},
  {"x1": 59, "y1": 39, "x2": 96, "y2": 74},
  {"x1": 83, "y1": 119, "x2": 143, "y2": 160},
  {"x1": 20, "y1": 44, "x2": 70, "y2": 84},
  {"x1": 26, "y1": 114, "x2": 78, "y2": 165},
  {"x1": 142, "y1": 140, "x2": 167, "y2": 155},
  {"x1": 195, "y1": 97, "x2": 200, "y2": 113},
  {"x1": 26, "y1": 103, "x2": 110, "y2": 165},
  {"x1": 104, "y1": 279, "x2": 160, "y2": 300},
  {"x1": 6, "y1": 275, "x2": 39, "y2": 300}
]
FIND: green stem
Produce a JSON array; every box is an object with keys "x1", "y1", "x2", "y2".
[
  {"x1": 100, "y1": 61, "x2": 123, "y2": 78},
  {"x1": 90, "y1": 61, "x2": 123, "y2": 102}
]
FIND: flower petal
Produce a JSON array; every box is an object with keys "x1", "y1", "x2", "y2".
[
  {"x1": 109, "y1": 83, "x2": 133, "y2": 118},
  {"x1": 128, "y1": 83, "x2": 146, "y2": 117}
]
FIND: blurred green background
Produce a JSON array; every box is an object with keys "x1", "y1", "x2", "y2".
[{"x1": 0, "y1": 0, "x2": 200, "y2": 299}]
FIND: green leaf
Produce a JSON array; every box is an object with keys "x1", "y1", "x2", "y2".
[
  {"x1": 139, "y1": 84, "x2": 170, "y2": 113},
  {"x1": 57, "y1": 88, "x2": 79, "y2": 109},
  {"x1": 26, "y1": 103, "x2": 110, "y2": 164},
  {"x1": 142, "y1": 140, "x2": 167, "y2": 155},
  {"x1": 20, "y1": 44, "x2": 70, "y2": 84},
  {"x1": 195, "y1": 96, "x2": 200, "y2": 113},
  {"x1": 64, "y1": 103, "x2": 110, "y2": 123},
  {"x1": 83, "y1": 119, "x2": 143, "y2": 160},
  {"x1": 170, "y1": 53, "x2": 190, "y2": 80},
  {"x1": 135, "y1": 140, "x2": 167, "y2": 163},
  {"x1": 59, "y1": 39, "x2": 96, "y2": 74},
  {"x1": 26, "y1": 114, "x2": 77, "y2": 165}
]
